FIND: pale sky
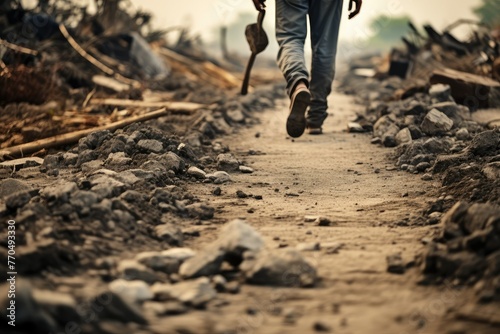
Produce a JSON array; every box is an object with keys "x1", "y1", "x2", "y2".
[{"x1": 131, "y1": 0, "x2": 482, "y2": 42}]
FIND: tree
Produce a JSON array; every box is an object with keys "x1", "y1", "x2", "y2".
[
  {"x1": 473, "y1": 0, "x2": 500, "y2": 26},
  {"x1": 365, "y1": 14, "x2": 413, "y2": 51}
]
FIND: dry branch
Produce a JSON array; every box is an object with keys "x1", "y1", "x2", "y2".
[
  {"x1": 0, "y1": 39, "x2": 38, "y2": 55},
  {"x1": 0, "y1": 105, "x2": 202, "y2": 159},
  {"x1": 58, "y1": 24, "x2": 140, "y2": 88},
  {"x1": 89, "y1": 98, "x2": 205, "y2": 111}
]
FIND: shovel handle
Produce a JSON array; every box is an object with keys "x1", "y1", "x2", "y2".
[
  {"x1": 241, "y1": 53, "x2": 256, "y2": 95},
  {"x1": 257, "y1": 10, "x2": 266, "y2": 32}
]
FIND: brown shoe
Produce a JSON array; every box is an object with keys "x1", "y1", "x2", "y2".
[{"x1": 286, "y1": 83, "x2": 311, "y2": 138}]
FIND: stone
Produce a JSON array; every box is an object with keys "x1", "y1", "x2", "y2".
[
  {"x1": 421, "y1": 109, "x2": 454, "y2": 135},
  {"x1": 296, "y1": 242, "x2": 321, "y2": 252},
  {"x1": 431, "y1": 102, "x2": 470, "y2": 126},
  {"x1": 137, "y1": 139, "x2": 164, "y2": 153},
  {"x1": 0, "y1": 178, "x2": 32, "y2": 199},
  {"x1": 116, "y1": 259, "x2": 159, "y2": 284},
  {"x1": 40, "y1": 181, "x2": 77, "y2": 203},
  {"x1": 395, "y1": 128, "x2": 412, "y2": 145},
  {"x1": 114, "y1": 171, "x2": 141, "y2": 186},
  {"x1": 456, "y1": 128, "x2": 470, "y2": 141},
  {"x1": 151, "y1": 277, "x2": 217, "y2": 308},
  {"x1": 187, "y1": 166, "x2": 206, "y2": 179},
  {"x1": 429, "y1": 84, "x2": 453, "y2": 102},
  {"x1": 89, "y1": 175, "x2": 126, "y2": 198},
  {"x1": 161, "y1": 248, "x2": 196, "y2": 262},
  {"x1": 217, "y1": 219, "x2": 264, "y2": 267},
  {"x1": 69, "y1": 191, "x2": 99, "y2": 215},
  {"x1": 371, "y1": 137, "x2": 382, "y2": 145},
  {"x1": 81, "y1": 159, "x2": 104, "y2": 173},
  {"x1": 416, "y1": 162, "x2": 431, "y2": 172},
  {"x1": 106, "y1": 152, "x2": 132, "y2": 166},
  {"x1": 0, "y1": 157, "x2": 43, "y2": 169},
  {"x1": 424, "y1": 137, "x2": 453, "y2": 154},
  {"x1": 241, "y1": 249, "x2": 317, "y2": 287},
  {"x1": 236, "y1": 190, "x2": 248, "y2": 198},
  {"x1": 212, "y1": 275, "x2": 227, "y2": 292},
  {"x1": 226, "y1": 108, "x2": 246, "y2": 123},
  {"x1": 313, "y1": 321, "x2": 332, "y2": 332},
  {"x1": 239, "y1": 165, "x2": 254, "y2": 173},
  {"x1": 179, "y1": 246, "x2": 225, "y2": 279},
  {"x1": 482, "y1": 162, "x2": 500, "y2": 181},
  {"x1": 206, "y1": 171, "x2": 231, "y2": 184},
  {"x1": 386, "y1": 253, "x2": 405, "y2": 274},
  {"x1": 347, "y1": 122, "x2": 365, "y2": 133},
  {"x1": 63, "y1": 152, "x2": 79, "y2": 165},
  {"x1": 159, "y1": 152, "x2": 184, "y2": 172},
  {"x1": 155, "y1": 224, "x2": 183, "y2": 246},
  {"x1": 32, "y1": 289, "x2": 81, "y2": 325},
  {"x1": 92, "y1": 291, "x2": 148, "y2": 324},
  {"x1": 402, "y1": 102, "x2": 426, "y2": 116},
  {"x1": 5, "y1": 191, "x2": 31, "y2": 210},
  {"x1": 109, "y1": 279, "x2": 153, "y2": 303},
  {"x1": 143, "y1": 301, "x2": 188, "y2": 316},
  {"x1": 382, "y1": 124, "x2": 400, "y2": 147},
  {"x1": 135, "y1": 251, "x2": 181, "y2": 274},
  {"x1": 468, "y1": 130, "x2": 499, "y2": 156},
  {"x1": 408, "y1": 125, "x2": 423, "y2": 139},
  {"x1": 217, "y1": 153, "x2": 240, "y2": 172},
  {"x1": 185, "y1": 203, "x2": 215, "y2": 220},
  {"x1": 373, "y1": 115, "x2": 397, "y2": 138}
]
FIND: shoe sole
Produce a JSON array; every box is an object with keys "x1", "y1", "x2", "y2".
[
  {"x1": 308, "y1": 128, "x2": 323, "y2": 135},
  {"x1": 286, "y1": 90, "x2": 310, "y2": 138}
]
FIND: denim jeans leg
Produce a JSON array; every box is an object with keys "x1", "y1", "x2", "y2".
[
  {"x1": 307, "y1": 0, "x2": 343, "y2": 128},
  {"x1": 275, "y1": 0, "x2": 310, "y2": 98}
]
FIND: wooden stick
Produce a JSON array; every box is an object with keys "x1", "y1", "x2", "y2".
[
  {"x1": 0, "y1": 39, "x2": 38, "y2": 55},
  {"x1": 0, "y1": 105, "x2": 202, "y2": 158},
  {"x1": 89, "y1": 98, "x2": 205, "y2": 111},
  {"x1": 58, "y1": 24, "x2": 139, "y2": 88}
]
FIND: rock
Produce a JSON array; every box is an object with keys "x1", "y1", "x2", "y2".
[
  {"x1": 382, "y1": 124, "x2": 400, "y2": 147},
  {"x1": 371, "y1": 137, "x2": 382, "y2": 145},
  {"x1": 114, "y1": 171, "x2": 141, "y2": 186},
  {"x1": 226, "y1": 108, "x2": 246, "y2": 123},
  {"x1": 347, "y1": 122, "x2": 365, "y2": 133},
  {"x1": 416, "y1": 161, "x2": 431, "y2": 172},
  {"x1": 106, "y1": 152, "x2": 132, "y2": 166},
  {"x1": 429, "y1": 84, "x2": 453, "y2": 102},
  {"x1": 187, "y1": 166, "x2": 206, "y2": 179},
  {"x1": 421, "y1": 109, "x2": 454, "y2": 135},
  {"x1": 159, "y1": 152, "x2": 184, "y2": 172},
  {"x1": 151, "y1": 277, "x2": 217, "y2": 308},
  {"x1": 239, "y1": 165, "x2": 254, "y2": 173},
  {"x1": 217, "y1": 153, "x2": 240, "y2": 172},
  {"x1": 40, "y1": 181, "x2": 77, "y2": 204},
  {"x1": 482, "y1": 162, "x2": 500, "y2": 181},
  {"x1": 236, "y1": 190, "x2": 248, "y2": 198},
  {"x1": 395, "y1": 128, "x2": 412, "y2": 145},
  {"x1": 63, "y1": 152, "x2": 78, "y2": 165},
  {"x1": 212, "y1": 275, "x2": 227, "y2": 292},
  {"x1": 456, "y1": 128, "x2": 470, "y2": 141},
  {"x1": 0, "y1": 157, "x2": 43, "y2": 169},
  {"x1": 408, "y1": 125, "x2": 423, "y2": 139},
  {"x1": 217, "y1": 219, "x2": 264, "y2": 267},
  {"x1": 81, "y1": 159, "x2": 104, "y2": 173},
  {"x1": 135, "y1": 251, "x2": 181, "y2": 274},
  {"x1": 296, "y1": 242, "x2": 321, "y2": 252},
  {"x1": 373, "y1": 115, "x2": 397, "y2": 138},
  {"x1": 32, "y1": 289, "x2": 81, "y2": 325},
  {"x1": 185, "y1": 203, "x2": 214, "y2": 220},
  {"x1": 161, "y1": 248, "x2": 196, "y2": 262},
  {"x1": 179, "y1": 246, "x2": 225, "y2": 279},
  {"x1": 468, "y1": 130, "x2": 499, "y2": 156},
  {"x1": 109, "y1": 279, "x2": 153, "y2": 303},
  {"x1": 5, "y1": 191, "x2": 31, "y2": 210},
  {"x1": 206, "y1": 171, "x2": 231, "y2": 184},
  {"x1": 424, "y1": 137, "x2": 453, "y2": 154},
  {"x1": 89, "y1": 175, "x2": 126, "y2": 198},
  {"x1": 213, "y1": 187, "x2": 222, "y2": 196},
  {"x1": 137, "y1": 139, "x2": 164, "y2": 153},
  {"x1": 402, "y1": 102, "x2": 426, "y2": 116},
  {"x1": 143, "y1": 301, "x2": 188, "y2": 316},
  {"x1": 116, "y1": 259, "x2": 159, "y2": 284},
  {"x1": 386, "y1": 253, "x2": 405, "y2": 274},
  {"x1": 92, "y1": 291, "x2": 148, "y2": 324},
  {"x1": 0, "y1": 178, "x2": 32, "y2": 199},
  {"x1": 431, "y1": 102, "x2": 470, "y2": 126},
  {"x1": 155, "y1": 224, "x2": 183, "y2": 246},
  {"x1": 316, "y1": 217, "x2": 334, "y2": 226},
  {"x1": 313, "y1": 320, "x2": 332, "y2": 332},
  {"x1": 241, "y1": 249, "x2": 317, "y2": 287}
]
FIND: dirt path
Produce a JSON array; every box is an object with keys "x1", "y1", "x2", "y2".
[{"x1": 174, "y1": 91, "x2": 495, "y2": 334}]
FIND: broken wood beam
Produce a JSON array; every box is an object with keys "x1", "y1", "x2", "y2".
[
  {"x1": 89, "y1": 99, "x2": 205, "y2": 111},
  {"x1": 430, "y1": 68, "x2": 500, "y2": 109},
  {"x1": 0, "y1": 105, "x2": 202, "y2": 159},
  {"x1": 0, "y1": 39, "x2": 38, "y2": 55}
]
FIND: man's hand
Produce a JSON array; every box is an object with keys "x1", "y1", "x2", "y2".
[
  {"x1": 348, "y1": 0, "x2": 362, "y2": 19},
  {"x1": 252, "y1": 0, "x2": 266, "y2": 11}
]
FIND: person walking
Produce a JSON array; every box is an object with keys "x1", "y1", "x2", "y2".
[{"x1": 251, "y1": 0, "x2": 362, "y2": 137}]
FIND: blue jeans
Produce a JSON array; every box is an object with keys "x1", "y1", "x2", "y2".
[{"x1": 276, "y1": 0, "x2": 343, "y2": 128}]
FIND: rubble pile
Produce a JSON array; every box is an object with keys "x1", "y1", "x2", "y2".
[{"x1": 340, "y1": 19, "x2": 500, "y2": 309}]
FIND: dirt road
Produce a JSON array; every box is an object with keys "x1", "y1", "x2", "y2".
[{"x1": 174, "y1": 91, "x2": 495, "y2": 334}]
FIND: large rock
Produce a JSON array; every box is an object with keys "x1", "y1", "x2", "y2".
[
  {"x1": 430, "y1": 102, "x2": 470, "y2": 126},
  {"x1": 0, "y1": 179, "x2": 32, "y2": 199},
  {"x1": 179, "y1": 246, "x2": 225, "y2": 279},
  {"x1": 421, "y1": 109, "x2": 454, "y2": 135},
  {"x1": 216, "y1": 219, "x2": 264, "y2": 267},
  {"x1": 217, "y1": 153, "x2": 240, "y2": 172},
  {"x1": 241, "y1": 249, "x2": 317, "y2": 287},
  {"x1": 395, "y1": 128, "x2": 412, "y2": 145},
  {"x1": 151, "y1": 277, "x2": 216, "y2": 308},
  {"x1": 468, "y1": 130, "x2": 499, "y2": 156},
  {"x1": 158, "y1": 152, "x2": 184, "y2": 172}
]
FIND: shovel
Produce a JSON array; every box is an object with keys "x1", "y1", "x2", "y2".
[{"x1": 241, "y1": 10, "x2": 269, "y2": 95}]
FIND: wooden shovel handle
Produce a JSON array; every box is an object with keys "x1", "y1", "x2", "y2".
[{"x1": 241, "y1": 53, "x2": 256, "y2": 95}]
